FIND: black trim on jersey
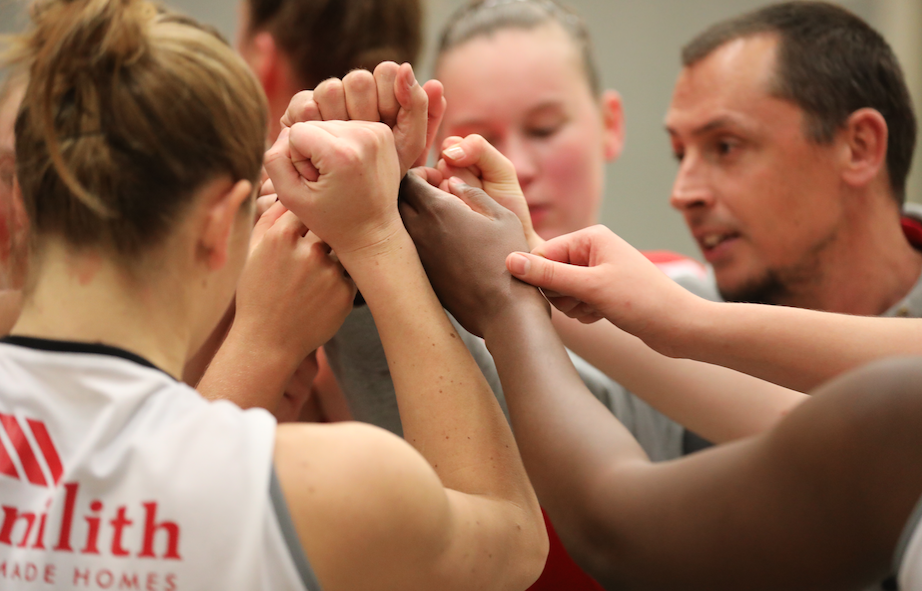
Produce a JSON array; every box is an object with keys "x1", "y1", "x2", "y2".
[
  {"x1": 270, "y1": 468, "x2": 323, "y2": 591},
  {"x1": 0, "y1": 336, "x2": 167, "y2": 375}
]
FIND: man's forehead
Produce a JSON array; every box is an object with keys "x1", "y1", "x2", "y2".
[{"x1": 665, "y1": 34, "x2": 781, "y2": 132}]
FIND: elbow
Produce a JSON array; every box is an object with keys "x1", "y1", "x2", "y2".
[
  {"x1": 506, "y1": 504, "x2": 550, "y2": 591},
  {"x1": 519, "y1": 513, "x2": 551, "y2": 590}
]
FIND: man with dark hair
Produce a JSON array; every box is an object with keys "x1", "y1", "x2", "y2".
[{"x1": 667, "y1": 1, "x2": 922, "y2": 314}]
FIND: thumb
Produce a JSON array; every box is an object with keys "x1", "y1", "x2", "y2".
[{"x1": 506, "y1": 251, "x2": 585, "y2": 295}]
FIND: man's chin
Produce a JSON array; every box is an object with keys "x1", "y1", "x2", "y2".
[{"x1": 717, "y1": 270, "x2": 789, "y2": 306}]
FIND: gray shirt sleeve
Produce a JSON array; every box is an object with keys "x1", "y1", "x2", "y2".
[{"x1": 324, "y1": 305, "x2": 686, "y2": 461}]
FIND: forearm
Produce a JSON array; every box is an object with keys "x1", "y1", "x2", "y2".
[
  {"x1": 674, "y1": 300, "x2": 922, "y2": 392},
  {"x1": 340, "y1": 231, "x2": 533, "y2": 503},
  {"x1": 552, "y1": 309, "x2": 806, "y2": 442},
  {"x1": 482, "y1": 300, "x2": 649, "y2": 554},
  {"x1": 196, "y1": 323, "x2": 300, "y2": 412}
]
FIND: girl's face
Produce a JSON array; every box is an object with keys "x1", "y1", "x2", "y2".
[{"x1": 436, "y1": 23, "x2": 623, "y2": 240}]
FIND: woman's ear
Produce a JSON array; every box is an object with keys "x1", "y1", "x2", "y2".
[
  {"x1": 600, "y1": 90, "x2": 625, "y2": 163},
  {"x1": 199, "y1": 179, "x2": 254, "y2": 271}
]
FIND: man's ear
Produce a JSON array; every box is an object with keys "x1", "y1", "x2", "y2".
[
  {"x1": 200, "y1": 179, "x2": 254, "y2": 271},
  {"x1": 840, "y1": 108, "x2": 888, "y2": 189},
  {"x1": 600, "y1": 90, "x2": 625, "y2": 163}
]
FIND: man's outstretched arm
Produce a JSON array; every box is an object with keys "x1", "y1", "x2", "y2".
[{"x1": 508, "y1": 225, "x2": 922, "y2": 393}]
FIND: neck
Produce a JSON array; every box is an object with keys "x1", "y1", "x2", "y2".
[
  {"x1": 773, "y1": 192, "x2": 922, "y2": 315},
  {"x1": 11, "y1": 243, "x2": 193, "y2": 378}
]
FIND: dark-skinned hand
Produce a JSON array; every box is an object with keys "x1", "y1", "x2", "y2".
[{"x1": 399, "y1": 170, "x2": 549, "y2": 338}]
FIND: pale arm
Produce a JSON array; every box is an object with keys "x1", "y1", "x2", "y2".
[
  {"x1": 509, "y1": 225, "x2": 922, "y2": 393},
  {"x1": 265, "y1": 121, "x2": 546, "y2": 591},
  {"x1": 550, "y1": 309, "x2": 805, "y2": 442}
]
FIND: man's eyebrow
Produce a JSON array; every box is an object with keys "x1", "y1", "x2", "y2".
[{"x1": 666, "y1": 117, "x2": 743, "y2": 137}]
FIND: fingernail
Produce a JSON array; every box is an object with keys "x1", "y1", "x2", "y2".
[
  {"x1": 443, "y1": 145, "x2": 465, "y2": 160},
  {"x1": 507, "y1": 253, "x2": 530, "y2": 276},
  {"x1": 406, "y1": 67, "x2": 417, "y2": 89}
]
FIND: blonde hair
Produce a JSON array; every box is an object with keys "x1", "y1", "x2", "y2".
[{"x1": 9, "y1": 0, "x2": 268, "y2": 260}]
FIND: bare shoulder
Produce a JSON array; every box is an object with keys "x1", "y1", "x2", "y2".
[{"x1": 274, "y1": 421, "x2": 453, "y2": 591}]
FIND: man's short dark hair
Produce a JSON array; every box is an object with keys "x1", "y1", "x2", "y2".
[
  {"x1": 683, "y1": 1, "x2": 916, "y2": 204},
  {"x1": 245, "y1": 0, "x2": 422, "y2": 89}
]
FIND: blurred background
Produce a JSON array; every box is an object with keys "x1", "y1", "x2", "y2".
[{"x1": 2, "y1": 0, "x2": 920, "y2": 259}]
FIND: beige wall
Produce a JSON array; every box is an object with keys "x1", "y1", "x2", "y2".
[{"x1": 2, "y1": 0, "x2": 919, "y2": 258}]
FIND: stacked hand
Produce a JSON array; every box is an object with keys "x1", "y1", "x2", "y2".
[
  {"x1": 235, "y1": 200, "x2": 356, "y2": 368},
  {"x1": 399, "y1": 170, "x2": 547, "y2": 338},
  {"x1": 280, "y1": 62, "x2": 445, "y2": 177},
  {"x1": 435, "y1": 134, "x2": 542, "y2": 251},
  {"x1": 505, "y1": 225, "x2": 700, "y2": 356}
]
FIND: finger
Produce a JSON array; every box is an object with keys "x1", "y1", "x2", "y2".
[
  {"x1": 392, "y1": 63, "x2": 429, "y2": 173},
  {"x1": 445, "y1": 177, "x2": 506, "y2": 218},
  {"x1": 281, "y1": 90, "x2": 321, "y2": 128},
  {"x1": 302, "y1": 231, "x2": 332, "y2": 254},
  {"x1": 414, "y1": 80, "x2": 446, "y2": 168},
  {"x1": 545, "y1": 294, "x2": 582, "y2": 315},
  {"x1": 437, "y1": 161, "x2": 482, "y2": 189},
  {"x1": 251, "y1": 200, "x2": 288, "y2": 248},
  {"x1": 276, "y1": 209, "x2": 309, "y2": 237},
  {"x1": 441, "y1": 136, "x2": 464, "y2": 153},
  {"x1": 505, "y1": 251, "x2": 588, "y2": 296},
  {"x1": 314, "y1": 78, "x2": 348, "y2": 121},
  {"x1": 264, "y1": 127, "x2": 306, "y2": 211},
  {"x1": 442, "y1": 134, "x2": 517, "y2": 188},
  {"x1": 288, "y1": 122, "x2": 327, "y2": 182},
  {"x1": 409, "y1": 166, "x2": 443, "y2": 188},
  {"x1": 255, "y1": 193, "x2": 278, "y2": 220},
  {"x1": 343, "y1": 69, "x2": 380, "y2": 122},
  {"x1": 579, "y1": 312, "x2": 605, "y2": 325},
  {"x1": 373, "y1": 61, "x2": 400, "y2": 127},
  {"x1": 259, "y1": 177, "x2": 276, "y2": 197}
]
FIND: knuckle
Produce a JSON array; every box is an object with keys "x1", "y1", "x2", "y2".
[
  {"x1": 344, "y1": 69, "x2": 375, "y2": 91},
  {"x1": 316, "y1": 79, "x2": 344, "y2": 101}
]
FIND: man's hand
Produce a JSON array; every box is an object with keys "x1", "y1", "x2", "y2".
[
  {"x1": 399, "y1": 171, "x2": 547, "y2": 338},
  {"x1": 234, "y1": 201, "x2": 357, "y2": 367},
  {"x1": 280, "y1": 62, "x2": 445, "y2": 177},
  {"x1": 436, "y1": 134, "x2": 542, "y2": 251},
  {"x1": 505, "y1": 225, "x2": 699, "y2": 353},
  {"x1": 264, "y1": 122, "x2": 403, "y2": 259}
]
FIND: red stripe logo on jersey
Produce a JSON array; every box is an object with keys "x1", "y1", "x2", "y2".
[{"x1": 0, "y1": 413, "x2": 63, "y2": 488}]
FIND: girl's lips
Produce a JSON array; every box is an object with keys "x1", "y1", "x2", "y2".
[{"x1": 529, "y1": 205, "x2": 549, "y2": 228}]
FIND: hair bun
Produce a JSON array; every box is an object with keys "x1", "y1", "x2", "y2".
[{"x1": 27, "y1": 0, "x2": 157, "y2": 73}]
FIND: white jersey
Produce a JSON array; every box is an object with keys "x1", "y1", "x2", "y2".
[
  {"x1": 896, "y1": 493, "x2": 922, "y2": 590},
  {"x1": 0, "y1": 337, "x2": 320, "y2": 591}
]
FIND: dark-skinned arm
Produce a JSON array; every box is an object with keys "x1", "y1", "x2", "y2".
[{"x1": 401, "y1": 173, "x2": 922, "y2": 590}]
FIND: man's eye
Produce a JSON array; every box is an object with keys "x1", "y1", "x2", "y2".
[
  {"x1": 672, "y1": 150, "x2": 685, "y2": 162},
  {"x1": 716, "y1": 139, "x2": 738, "y2": 156}
]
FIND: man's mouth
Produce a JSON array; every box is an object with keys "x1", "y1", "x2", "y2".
[{"x1": 699, "y1": 231, "x2": 739, "y2": 250}]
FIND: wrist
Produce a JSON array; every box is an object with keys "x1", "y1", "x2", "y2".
[
  {"x1": 224, "y1": 317, "x2": 305, "y2": 377},
  {"x1": 645, "y1": 294, "x2": 717, "y2": 360},
  {"x1": 481, "y1": 287, "x2": 550, "y2": 345},
  {"x1": 334, "y1": 218, "x2": 411, "y2": 270}
]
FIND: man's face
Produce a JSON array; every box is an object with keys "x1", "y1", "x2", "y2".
[
  {"x1": 437, "y1": 24, "x2": 620, "y2": 240},
  {"x1": 665, "y1": 35, "x2": 846, "y2": 304}
]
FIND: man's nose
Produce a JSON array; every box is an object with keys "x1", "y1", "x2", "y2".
[{"x1": 669, "y1": 154, "x2": 714, "y2": 211}]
